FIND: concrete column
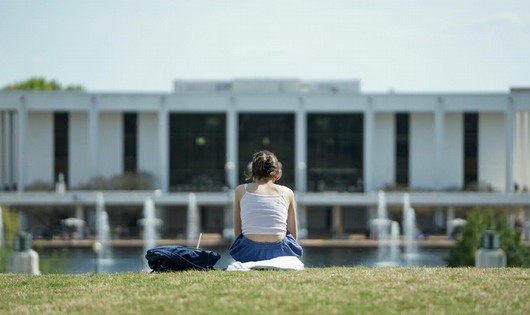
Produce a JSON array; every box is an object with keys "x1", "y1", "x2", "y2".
[
  {"x1": 514, "y1": 112, "x2": 522, "y2": 191},
  {"x1": 521, "y1": 112, "x2": 530, "y2": 191},
  {"x1": 366, "y1": 206, "x2": 376, "y2": 238},
  {"x1": 435, "y1": 98, "x2": 445, "y2": 189},
  {"x1": 17, "y1": 211, "x2": 28, "y2": 232},
  {"x1": 88, "y1": 97, "x2": 99, "y2": 178},
  {"x1": 297, "y1": 204, "x2": 308, "y2": 239},
  {"x1": 4, "y1": 112, "x2": 13, "y2": 190},
  {"x1": 75, "y1": 205, "x2": 85, "y2": 239},
  {"x1": 222, "y1": 190, "x2": 234, "y2": 239},
  {"x1": 222, "y1": 204, "x2": 234, "y2": 239},
  {"x1": 226, "y1": 96, "x2": 238, "y2": 189},
  {"x1": 434, "y1": 207, "x2": 445, "y2": 233},
  {"x1": 523, "y1": 207, "x2": 530, "y2": 241},
  {"x1": 17, "y1": 98, "x2": 27, "y2": 192},
  {"x1": 1, "y1": 111, "x2": 4, "y2": 189},
  {"x1": 158, "y1": 96, "x2": 169, "y2": 192},
  {"x1": 364, "y1": 98, "x2": 375, "y2": 192},
  {"x1": 446, "y1": 206, "x2": 455, "y2": 238},
  {"x1": 505, "y1": 98, "x2": 515, "y2": 193},
  {"x1": 12, "y1": 111, "x2": 17, "y2": 190},
  {"x1": 75, "y1": 205, "x2": 85, "y2": 220},
  {"x1": 0, "y1": 111, "x2": 3, "y2": 190},
  {"x1": 331, "y1": 205, "x2": 343, "y2": 236},
  {"x1": 295, "y1": 97, "x2": 307, "y2": 192}
]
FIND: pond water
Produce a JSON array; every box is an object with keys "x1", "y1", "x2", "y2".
[{"x1": 38, "y1": 247, "x2": 449, "y2": 274}]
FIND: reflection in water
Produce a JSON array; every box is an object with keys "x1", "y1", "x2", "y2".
[
  {"x1": 38, "y1": 247, "x2": 449, "y2": 274},
  {"x1": 302, "y1": 247, "x2": 447, "y2": 268}
]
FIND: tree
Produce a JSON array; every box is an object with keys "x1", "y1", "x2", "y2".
[
  {"x1": 445, "y1": 208, "x2": 530, "y2": 267},
  {"x1": 445, "y1": 210, "x2": 494, "y2": 267},
  {"x1": 2, "y1": 77, "x2": 84, "y2": 91},
  {"x1": 0, "y1": 206, "x2": 19, "y2": 272},
  {"x1": 496, "y1": 213, "x2": 530, "y2": 267}
]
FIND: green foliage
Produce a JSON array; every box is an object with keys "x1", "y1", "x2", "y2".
[
  {"x1": 2, "y1": 77, "x2": 84, "y2": 91},
  {"x1": 1, "y1": 206, "x2": 19, "y2": 249},
  {"x1": 496, "y1": 214, "x2": 530, "y2": 267},
  {"x1": 446, "y1": 209, "x2": 530, "y2": 267},
  {"x1": 0, "y1": 248, "x2": 9, "y2": 273},
  {"x1": 445, "y1": 210, "x2": 494, "y2": 267},
  {"x1": 39, "y1": 248, "x2": 69, "y2": 274},
  {"x1": 64, "y1": 85, "x2": 84, "y2": 91},
  {"x1": 0, "y1": 206, "x2": 19, "y2": 272}
]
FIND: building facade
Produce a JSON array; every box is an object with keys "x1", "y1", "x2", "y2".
[{"x1": 1, "y1": 79, "x2": 530, "y2": 239}]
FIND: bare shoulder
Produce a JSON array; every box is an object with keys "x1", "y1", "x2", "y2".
[
  {"x1": 234, "y1": 184, "x2": 246, "y2": 198},
  {"x1": 278, "y1": 185, "x2": 294, "y2": 199}
]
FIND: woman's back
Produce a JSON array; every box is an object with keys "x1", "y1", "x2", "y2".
[
  {"x1": 240, "y1": 183, "x2": 288, "y2": 236},
  {"x1": 229, "y1": 150, "x2": 302, "y2": 262},
  {"x1": 244, "y1": 182, "x2": 284, "y2": 196}
]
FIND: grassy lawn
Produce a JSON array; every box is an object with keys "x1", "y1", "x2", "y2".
[{"x1": 0, "y1": 267, "x2": 528, "y2": 314}]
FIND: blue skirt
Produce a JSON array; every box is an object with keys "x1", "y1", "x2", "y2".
[{"x1": 228, "y1": 233, "x2": 303, "y2": 263}]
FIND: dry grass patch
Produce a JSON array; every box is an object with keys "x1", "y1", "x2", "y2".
[{"x1": 0, "y1": 267, "x2": 528, "y2": 314}]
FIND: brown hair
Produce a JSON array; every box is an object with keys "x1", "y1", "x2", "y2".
[{"x1": 245, "y1": 150, "x2": 282, "y2": 181}]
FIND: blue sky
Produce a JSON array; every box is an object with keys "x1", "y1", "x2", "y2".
[{"x1": 1, "y1": 0, "x2": 529, "y2": 92}]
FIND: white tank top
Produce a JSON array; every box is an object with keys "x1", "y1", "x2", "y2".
[{"x1": 240, "y1": 184, "x2": 289, "y2": 236}]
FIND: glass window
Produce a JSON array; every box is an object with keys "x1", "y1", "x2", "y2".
[
  {"x1": 169, "y1": 113, "x2": 226, "y2": 192},
  {"x1": 54, "y1": 112, "x2": 68, "y2": 184},
  {"x1": 464, "y1": 113, "x2": 478, "y2": 188},
  {"x1": 238, "y1": 113, "x2": 295, "y2": 188},
  {"x1": 123, "y1": 113, "x2": 137, "y2": 173},
  {"x1": 395, "y1": 113, "x2": 409, "y2": 186},
  {"x1": 307, "y1": 114, "x2": 364, "y2": 192}
]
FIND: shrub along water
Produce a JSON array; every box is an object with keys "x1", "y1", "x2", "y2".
[
  {"x1": 0, "y1": 206, "x2": 19, "y2": 272},
  {"x1": 38, "y1": 248, "x2": 69, "y2": 274},
  {"x1": 446, "y1": 208, "x2": 530, "y2": 267}
]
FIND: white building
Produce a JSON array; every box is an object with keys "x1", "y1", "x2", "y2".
[{"x1": 1, "y1": 79, "x2": 529, "y2": 239}]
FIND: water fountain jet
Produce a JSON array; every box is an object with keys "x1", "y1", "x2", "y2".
[
  {"x1": 373, "y1": 191, "x2": 400, "y2": 266},
  {"x1": 0, "y1": 206, "x2": 4, "y2": 248},
  {"x1": 187, "y1": 193, "x2": 200, "y2": 248},
  {"x1": 389, "y1": 221, "x2": 400, "y2": 263},
  {"x1": 95, "y1": 192, "x2": 112, "y2": 272},
  {"x1": 141, "y1": 197, "x2": 160, "y2": 269},
  {"x1": 402, "y1": 193, "x2": 420, "y2": 264}
]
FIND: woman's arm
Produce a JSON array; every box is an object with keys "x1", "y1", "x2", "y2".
[
  {"x1": 233, "y1": 185, "x2": 244, "y2": 237},
  {"x1": 286, "y1": 188, "x2": 298, "y2": 239}
]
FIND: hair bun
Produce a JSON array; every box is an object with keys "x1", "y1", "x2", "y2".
[{"x1": 246, "y1": 150, "x2": 282, "y2": 182}]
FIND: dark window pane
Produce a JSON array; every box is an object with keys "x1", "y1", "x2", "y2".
[
  {"x1": 307, "y1": 114, "x2": 363, "y2": 192},
  {"x1": 238, "y1": 114, "x2": 295, "y2": 188},
  {"x1": 395, "y1": 113, "x2": 409, "y2": 186},
  {"x1": 123, "y1": 113, "x2": 137, "y2": 173},
  {"x1": 170, "y1": 113, "x2": 227, "y2": 191},
  {"x1": 464, "y1": 113, "x2": 478, "y2": 188},
  {"x1": 54, "y1": 112, "x2": 68, "y2": 183}
]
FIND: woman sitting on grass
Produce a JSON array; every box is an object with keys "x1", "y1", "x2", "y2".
[{"x1": 229, "y1": 150, "x2": 303, "y2": 263}]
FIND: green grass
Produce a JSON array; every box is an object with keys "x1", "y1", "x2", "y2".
[{"x1": 0, "y1": 267, "x2": 529, "y2": 314}]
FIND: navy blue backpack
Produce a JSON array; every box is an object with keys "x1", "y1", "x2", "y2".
[{"x1": 145, "y1": 246, "x2": 221, "y2": 272}]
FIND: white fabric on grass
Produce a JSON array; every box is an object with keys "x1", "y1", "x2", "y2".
[{"x1": 226, "y1": 256, "x2": 304, "y2": 271}]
